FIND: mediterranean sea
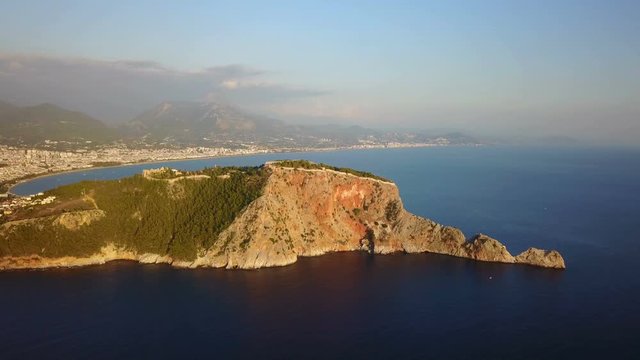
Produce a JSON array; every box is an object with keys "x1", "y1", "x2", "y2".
[{"x1": 2, "y1": 146, "x2": 640, "y2": 359}]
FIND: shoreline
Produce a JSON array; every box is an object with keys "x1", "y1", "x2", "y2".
[
  {"x1": 5, "y1": 147, "x2": 313, "y2": 195},
  {"x1": 6, "y1": 144, "x2": 453, "y2": 196},
  {"x1": 0, "y1": 247, "x2": 564, "y2": 272}
]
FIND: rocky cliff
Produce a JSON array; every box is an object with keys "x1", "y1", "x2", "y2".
[{"x1": 0, "y1": 162, "x2": 565, "y2": 270}]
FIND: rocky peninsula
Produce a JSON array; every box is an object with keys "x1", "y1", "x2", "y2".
[{"x1": 0, "y1": 161, "x2": 565, "y2": 270}]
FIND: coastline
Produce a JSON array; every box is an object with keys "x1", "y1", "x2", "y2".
[
  {"x1": 0, "y1": 245, "x2": 565, "y2": 272},
  {"x1": 5, "y1": 143, "x2": 454, "y2": 196}
]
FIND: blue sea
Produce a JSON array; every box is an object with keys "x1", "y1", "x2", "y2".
[{"x1": 2, "y1": 146, "x2": 640, "y2": 359}]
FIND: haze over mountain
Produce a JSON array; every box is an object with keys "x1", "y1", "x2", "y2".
[
  {"x1": 124, "y1": 101, "x2": 291, "y2": 145},
  {"x1": 1, "y1": 2, "x2": 638, "y2": 145},
  {"x1": 0, "y1": 99, "x2": 478, "y2": 148},
  {"x1": 123, "y1": 101, "x2": 477, "y2": 147},
  {"x1": 0, "y1": 101, "x2": 116, "y2": 146}
]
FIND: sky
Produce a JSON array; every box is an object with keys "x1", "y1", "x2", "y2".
[{"x1": 0, "y1": 0, "x2": 638, "y2": 144}]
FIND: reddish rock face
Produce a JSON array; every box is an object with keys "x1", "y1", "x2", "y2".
[
  {"x1": 209, "y1": 164, "x2": 565, "y2": 270},
  {"x1": 333, "y1": 182, "x2": 370, "y2": 209}
]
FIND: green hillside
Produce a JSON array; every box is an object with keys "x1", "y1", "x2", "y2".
[{"x1": 0, "y1": 166, "x2": 269, "y2": 260}]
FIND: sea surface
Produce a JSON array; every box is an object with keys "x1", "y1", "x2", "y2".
[{"x1": 2, "y1": 146, "x2": 640, "y2": 359}]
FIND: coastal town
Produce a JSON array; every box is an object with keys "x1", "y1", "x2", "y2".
[
  {"x1": 0, "y1": 140, "x2": 460, "y2": 217},
  {"x1": 0, "y1": 144, "x2": 268, "y2": 188},
  {"x1": 0, "y1": 144, "x2": 267, "y2": 215},
  {"x1": 0, "y1": 140, "x2": 455, "y2": 191}
]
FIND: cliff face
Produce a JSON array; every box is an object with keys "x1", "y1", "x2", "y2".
[
  {"x1": 0, "y1": 163, "x2": 566, "y2": 270},
  {"x1": 199, "y1": 164, "x2": 564, "y2": 269}
]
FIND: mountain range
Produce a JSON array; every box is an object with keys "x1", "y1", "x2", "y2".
[
  {"x1": 0, "y1": 100, "x2": 480, "y2": 148},
  {"x1": 123, "y1": 101, "x2": 295, "y2": 147}
]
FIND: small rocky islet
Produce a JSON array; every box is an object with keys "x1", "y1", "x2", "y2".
[{"x1": 0, "y1": 160, "x2": 565, "y2": 270}]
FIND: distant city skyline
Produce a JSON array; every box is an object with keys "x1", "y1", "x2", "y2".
[{"x1": 0, "y1": 0, "x2": 638, "y2": 144}]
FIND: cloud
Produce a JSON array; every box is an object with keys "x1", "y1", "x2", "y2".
[
  {"x1": 265, "y1": 98, "x2": 365, "y2": 121},
  {"x1": 210, "y1": 81, "x2": 328, "y2": 106},
  {"x1": 0, "y1": 53, "x2": 325, "y2": 122},
  {"x1": 221, "y1": 80, "x2": 240, "y2": 89}
]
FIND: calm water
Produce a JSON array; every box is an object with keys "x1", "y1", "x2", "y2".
[{"x1": 2, "y1": 146, "x2": 640, "y2": 359}]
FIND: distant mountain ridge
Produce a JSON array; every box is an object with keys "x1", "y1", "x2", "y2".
[
  {"x1": 0, "y1": 99, "x2": 481, "y2": 148},
  {"x1": 121, "y1": 101, "x2": 481, "y2": 147},
  {"x1": 0, "y1": 101, "x2": 116, "y2": 146},
  {"x1": 123, "y1": 101, "x2": 291, "y2": 145}
]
